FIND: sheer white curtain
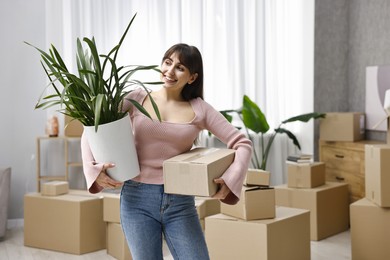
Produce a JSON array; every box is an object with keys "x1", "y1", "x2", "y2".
[
  {"x1": 44, "y1": 0, "x2": 314, "y2": 185},
  {"x1": 263, "y1": 0, "x2": 315, "y2": 184}
]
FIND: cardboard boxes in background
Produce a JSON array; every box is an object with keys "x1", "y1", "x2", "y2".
[
  {"x1": 287, "y1": 162, "x2": 325, "y2": 188},
  {"x1": 350, "y1": 198, "x2": 390, "y2": 260},
  {"x1": 103, "y1": 193, "x2": 121, "y2": 223},
  {"x1": 205, "y1": 207, "x2": 310, "y2": 260},
  {"x1": 319, "y1": 112, "x2": 365, "y2": 141},
  {"x1": 243, "y1": 169, "x2": 270, "y2": 186},
  {"x1": 102, "y1": 192, "x2": 133, "y2": 259},
  {"x1": 107, "y1": 222, "x2": 132, "y2": 260},
  {"x1": 163, "y1": 148, "x2": 235, "y2": 196},
  {"x1": 365, "y1": 144, "x2": 390, "y2": 207},
  {"x1": 64, "y1": 115, "x2": 83, "y2": 137},
  {"x1": 24, "y1": 193, "x2": 106, "y2": 254},
  {"x1": 221, "y1": 186, "x2": 275, "y2": 220},
  {"x1": 275, "y1": 182, "x2": 349, "y2": 241},
  {"x1": 196, "y1": 197, "x2": 221, "y2": 219},
  {"x1": 195, "y1": 197, "x2": 221, "y2": 231},
  {"x1": 41, "y1": 181, "x2": 69, "y2": 196}
]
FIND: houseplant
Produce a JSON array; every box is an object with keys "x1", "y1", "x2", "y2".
[
  {"x1": 220, "y1": 95, "x2": 326, "y2": 171},
  {"x1": 26, "y1": 13, "x2": 162, "y2": 182}
]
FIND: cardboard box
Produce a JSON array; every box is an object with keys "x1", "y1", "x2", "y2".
[
  {"x1": 107, "y1": 222, "x2": 132, "y2": 260},
  {"x1": 287, "y1": 162, "x2": 325, "y2": 188},
  {"x1": 41, "y1": 181, "x2": 69, "y2": 196},
  {"x1": 24, "y1": 193, "x2": 106, "y2": 254},
  {"x1": 275, "y1": 182, "x2": 349, "y2": 241},
  {"x1": 319, "y1": 112, "x2": 365, "y2": 141},
  {"x1": 205, "y1": 207, "x2": 310, "y2": 260},
  {"x1": 163, "y1": 148, "x2": 235, "y2": 196},
  {"x1": 365, "y1": 144, "x2": 390, "y2": 207},
  {"x1": 65, "y1": 115, "x2": 83, "y2": 137},
  {"x1": 221, "y1": 186, "x2": 275, "y2": 220},
  {"x1": 243, "y1": 169, "x2": 270, "y2": 186},
  {"x1": 195, "y1": 197, "x2": 220, "y2": 220},
  {"x1": 103, "y1": 193, "x2": 121, "y2": 223},
  {"x1": 350, "y1": 198, "x2": 390, "y2": 260}
]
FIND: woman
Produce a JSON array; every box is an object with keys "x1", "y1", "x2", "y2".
[{"x1": 81, "y1": 43, "x2": 252, "y2": 260}]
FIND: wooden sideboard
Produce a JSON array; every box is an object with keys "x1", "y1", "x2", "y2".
[{"x1": 319, "y1": 139, "x2": 384, "y2": 203}]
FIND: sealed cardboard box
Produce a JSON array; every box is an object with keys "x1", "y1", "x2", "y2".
[
  {"x1": 103, "y1": 193, "x2": 121, "y2": 223},
  {"x1": 24, "y1": 193, "x2": 106, "y2": 254},
  {"x1": 319, "y1": 112, "x2": 365, "y2": 141},
  {"x1": 275, "y1": 182, "x2": 349, "y2": 241},
  {"x1": 65, "y1": 115, "x2": 83, "y2": 137},
  {"x1": 195, "y1": 197, "x2": 220, "y2": 220},
  {"x1": 350, "y1": 198, "x2": 390, "y2": 260},
  {"x1": 287, "y1": 162, "x2": 325, "y2": 188},
  {"x1": 163, "y1": 148, "x2": 235, "y2": 196},
  {"x1": 365, "y1": 144, "x2": 390, "y2": 207},
  {"x1": 205, "y1": 207, "x2": 310, "y2": 260},
  {"x1": 41, "y1": 181, "x2": 69, "y2": 196},
  {"x1": 107, "y1": 222, "x2": 132, "y2": 260},
  {"x1": 221, "y1": 186, "x2": 275, "y2": 220},
  {"x1": 243, "y1": 169, "x2": 270, "y2": 186}
]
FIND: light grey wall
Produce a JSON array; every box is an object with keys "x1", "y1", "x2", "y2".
[
  {"x1": 0, "y1": 0, "x2": 46, "y2": 219},
  {"x1": 348, "y1": 0, "x2": 390, "y2": 141},
  {"x1": 3, "y1": 0, "x2": 390, "y2": 219},
  {"x1": 314, "y1": 0, "x2": 390, "y2": 157}
]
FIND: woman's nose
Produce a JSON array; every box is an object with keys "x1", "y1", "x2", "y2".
[{"x1": 166, "y1": 66, "x2": 175, "y2": 75}]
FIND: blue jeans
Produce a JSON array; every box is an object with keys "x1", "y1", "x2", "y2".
[{"x1": 120, "y1": 180, "x2": 210, "y2": 260}]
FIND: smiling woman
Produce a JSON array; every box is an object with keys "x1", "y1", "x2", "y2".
[{"x1": 44, "y1": 0, "x2": 314, "y2": 185}]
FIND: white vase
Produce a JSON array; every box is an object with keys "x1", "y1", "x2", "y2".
[{"x1": 83, "y1": 114, "x2": 140, "y2": 182}]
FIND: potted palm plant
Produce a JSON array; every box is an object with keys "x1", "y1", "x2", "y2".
[
  {"x1": 220, "y1": 95, "x2": 325, "y2": 185},
  {"x1": 26, "y1": 13, "x2": 161, "y2": 182}
]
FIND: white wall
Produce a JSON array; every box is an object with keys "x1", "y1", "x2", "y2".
[{"x1": 0, "y1": 0, "x2": 47, "y2": 219}]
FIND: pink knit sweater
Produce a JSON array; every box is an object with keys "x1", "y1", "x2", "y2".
[{"x1": 81, "y1": 88, "x2": 252, "y2": 204}]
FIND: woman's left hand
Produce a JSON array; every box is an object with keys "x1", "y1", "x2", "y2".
[{"x1": 212, "y1": 178, "x2": 230, "y2": 200}]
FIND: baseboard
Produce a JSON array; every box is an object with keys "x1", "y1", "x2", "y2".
[{"x1": 7, "y1": 218, "x2": 24, "y2": 229}]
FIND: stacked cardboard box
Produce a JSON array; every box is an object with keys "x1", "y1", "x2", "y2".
[
  {"x1": 276, "y1": 159, "x2": 349, "y2": 241},
  {"x1": 319, "y1": 112, "x2": 365, "y2": 141},
  {"x1": 24, "y1": 190, "x2": 106, "y2": 254},
  {"x1": 103, "y1": 192, "x2": 132, "y2": 260},
  {"x1": 350, "y1": 144, "x2": 390, "y2": 259},
  {"x1": 195, "y1": 197, "x2": 221, "y2": 230},
  {"x1": 205, "y1": 170, "x2": 311, "y2": 260},
  {"x1": 275, "y1": 182, "x2": 349, "y2": 241},
  {"x1": 41, "y1": 181, "x2": 69, "y2": 196}
]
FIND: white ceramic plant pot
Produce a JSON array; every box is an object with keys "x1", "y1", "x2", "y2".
[{"x1": 83, "y1": 114, "x2": 140, "y2": 182}]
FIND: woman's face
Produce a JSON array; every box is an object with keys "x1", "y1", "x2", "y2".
[{"x1": 160, "y1": 52, "x2": 197, "y2": 90}]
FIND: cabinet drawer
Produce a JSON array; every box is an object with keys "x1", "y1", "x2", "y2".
[
  {"x1": 325, "y1": 168, "x2": 365, "y2": 202},
  {"x1": 321, "y1": 146, "x2": 364, "y2": 174}
]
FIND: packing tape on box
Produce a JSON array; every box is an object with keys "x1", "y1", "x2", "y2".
[{"x1": 182, "y1": 148, "x2": 220, "y2": 162}]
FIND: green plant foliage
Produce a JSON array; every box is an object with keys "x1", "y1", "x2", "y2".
[
  {"x1": 26, "y1": 13, "x2": 161, "y2": 132},
  {"x1": 220, "y1": 95, "x2": 326, "y2": 170}
]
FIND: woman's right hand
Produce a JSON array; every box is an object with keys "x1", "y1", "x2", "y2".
[{"x1": 95, "y1": 163, "x2": 123, "y2": 189}]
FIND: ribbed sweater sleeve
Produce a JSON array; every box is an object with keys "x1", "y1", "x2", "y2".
[{"x1": 193, "y1": 99, "x2": 253, "y2": 204}]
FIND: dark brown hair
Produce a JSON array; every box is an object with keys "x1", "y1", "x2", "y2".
[{"x1": 162, "y1": 43, "x2": 204, "y2": 100}]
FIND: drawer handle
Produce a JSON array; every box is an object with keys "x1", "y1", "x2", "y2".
[
  {"x1": 335, "y1": 154, "x2": 344, "y2": 159},
  {"x1": 335, "y1": 176, "x2": 345, "y2": 181}
]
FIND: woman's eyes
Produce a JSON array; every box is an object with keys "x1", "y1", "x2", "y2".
[{"x1": 164, "y1": 60, "x2": 186, "y2": 72}]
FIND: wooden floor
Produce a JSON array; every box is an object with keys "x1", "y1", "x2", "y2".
[{"x1": 0, "y1": 225, "x2": 351, "y2": 260}]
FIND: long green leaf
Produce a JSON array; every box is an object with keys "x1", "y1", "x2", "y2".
[
  {"x1": 242, "y1": 95, "x2": 269, "y2": 134},
  {"x1": 282, "y1": 112, "x2": 326, "y2": 124},
  {"x1": 275, "y1": 128, "x2": 301, "y2": 149}
]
